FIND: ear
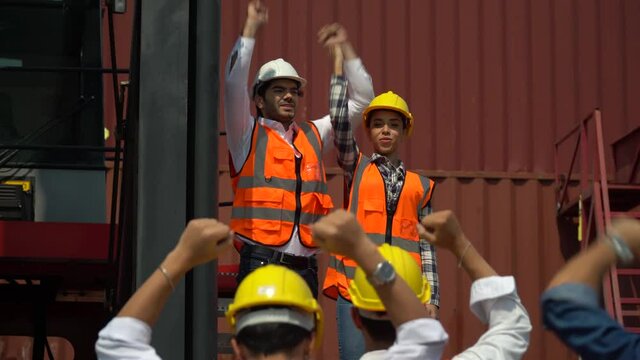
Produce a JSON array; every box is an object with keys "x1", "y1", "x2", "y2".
[
  {"x1": 350, "y1": 307, "x2": 364, "y2": 329},
  {"x1": 230, "y1": 338, "x2": 245, "y2": 360},
  {"x1": 307, "y1": 332, "x2": 317, "y2": 353},
  {"x1": 255, "y1": 95, "x2": 265, "y2": 110}
]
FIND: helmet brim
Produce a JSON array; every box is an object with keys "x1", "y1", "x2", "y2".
[{"x1": 252, "y1": 75, "x2": 307, "y2": 98}]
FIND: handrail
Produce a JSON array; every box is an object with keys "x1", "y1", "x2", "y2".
[
  {"x1": 554, "y1": 109, "x2": 614, "y2": 217},
  {"x1": 554, "y1": 111, "x2": 596, "y2": 211},
  {"x1": 554, "y1": 109, "x2": 629, "y2": 323}
]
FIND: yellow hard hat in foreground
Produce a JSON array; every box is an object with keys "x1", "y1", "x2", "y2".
[
  {"x1": 363, "y1": 91, "x2": 414, "y2": 136},
  {"x1": 226, "y1": 265, "x2": 323, "y2": 347},
  {"x1": 348, "y1": 244, "x2": 431, "y2": 313}
]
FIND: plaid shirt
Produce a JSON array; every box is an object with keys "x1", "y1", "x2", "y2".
[{"x1": 329, "y1": 75, "x2": 440, "y2": 306}]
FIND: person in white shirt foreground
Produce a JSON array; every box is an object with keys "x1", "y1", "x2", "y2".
[
  {"x1": 312, "y1": 209, "x2": 532, "y2": 359},
  {"x1": 347, "y1": 243, "x2": 435, "y2": 360},
  {"x1": 95, "y1": 219, "x2": 323, "y2": 360},
  {"x1": 418, "y1": 210, "x2": 532, "y2": 359}
]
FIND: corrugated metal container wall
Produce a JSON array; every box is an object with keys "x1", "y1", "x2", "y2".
[
  {"x1": 219, "y1": 0, "x2": 640, "y2": 174},
  {"x1": 218, "y1": 0, "x2": 640, "y2": 358}
]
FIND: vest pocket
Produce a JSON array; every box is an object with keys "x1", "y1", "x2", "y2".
[
  {"x1": 398, "y1": 217, "x2": 419, "y2": 238},
  {"x1": 268, "y1": 148, "x2": 295, "y2": 178},
  {"x1": 302, "y1": 161, "x2": 322, "y2": 181},
  {"x1": 362, "y1": 198, "x2": 384, "y2": 212},
  {"x1": 315, "y1": 193, "x2": 334, "y2": 212},
  {"x1": 241, "y1": 189, "x2": 285, "y2": 231},
  {"x1": 243, "y1": 188, "x2": 285, "y2": 203}
]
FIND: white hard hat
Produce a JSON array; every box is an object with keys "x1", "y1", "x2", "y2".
[{"x1": 252, "y1": 58, "x2": 307, "y2": 97}]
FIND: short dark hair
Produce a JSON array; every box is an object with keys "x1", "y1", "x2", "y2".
[
  {"x1": 360, "y1": 316, "x2": 396, "y2": 344},
  {"x1": 235, "y1": 322, "x2": 312, "y2": 356}
]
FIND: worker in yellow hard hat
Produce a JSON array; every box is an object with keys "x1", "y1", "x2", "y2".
[
  {"x1": 313, "y1": 209, "x2": 532, "y2": 360},
  {"x1": 95, "y1": 219, "x2": 324, "y2": 360},
  {"x1": 226, "y1": 265, "x2": 323, "y2": 359},
  {"x1": 223, "y1": 0, "x2": 375, "y2": 299},
  {"x1": 311, "y1": 209, "x2": 448, "y2": 359},
  {"x1": 348, "y1": 244, "x2": 431, "y2": 357},
  {"x1": 321, "y1": 42, "x2": 439, "y2": 360}
]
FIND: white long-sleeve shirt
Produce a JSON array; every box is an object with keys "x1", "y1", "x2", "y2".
[
  {"x1": 95, "y1": 276, "x2": 530, "y2": 360},
  {"x1": 359, "y1": 275, "x2": 531, "y2": 360},
  {"x1": 453, "y1": 276, "x2": 531, "y2": 360},
  {"x1": 224, "y1": 36, "x2": 374, "y2": 256}
]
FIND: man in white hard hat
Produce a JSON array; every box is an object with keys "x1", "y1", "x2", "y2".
[{"x1": 224, "y1": 0, "x2": 374, "y2": 298}]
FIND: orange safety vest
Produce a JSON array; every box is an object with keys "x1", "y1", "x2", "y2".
[
  {"x1": 323, "y1": 153, "x2": 434, "y2": 300},
  {"x1": 230, "y1": 120, "x2": 334, "y2": 248}
]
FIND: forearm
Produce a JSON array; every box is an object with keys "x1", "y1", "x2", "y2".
[
  {"x1": 420, "y1": 241, "x2": 440, "y2": 306},
  {"x1": 541, "y1": 283, "x2": 640, "y2": 359},
  {"x1": 455, "y1": 237, "x2": 498, "y2": 281},
  {"x1": 117, "y1": 250, "x2": 190, "y2": 327},
  {"x1": 242, "y1": 21, "x2": 259, "y2": 38},
  {"x1": 343, "y1": 58, "x2": 374, "y2": 129},
  {"x1": 352, "y1": 239, "x2": 429, "y2": 328},
  {"x1": 341, "y1": 41, "x2": 357, "y2": 60},
  {"x1": 224, "y1": 37, "x2": 255, "y2": 169},
  {"x1": 456, "y1": 294, "x2": 531, "y2": 360},
  {"x1": 547, "y1": 239, "x2": 617, "y2": 291},
  {"x1": 329, "y1": 75, "x2": 359, "y2": 173}
]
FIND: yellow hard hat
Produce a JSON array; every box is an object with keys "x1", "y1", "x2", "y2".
[
  {"x1": 226, "y1": 265, "x2": 323, "y2": 347},
  {"x1": 362, "y1": 91, "x2": 414, "y2": 136},
  {"x1": 348, "y1": 244, "x2": 430, "y2": 312}
]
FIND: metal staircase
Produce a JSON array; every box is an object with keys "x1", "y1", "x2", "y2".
[{"x1": 555, "y1": 109, "x2": 640, "y2": 331}]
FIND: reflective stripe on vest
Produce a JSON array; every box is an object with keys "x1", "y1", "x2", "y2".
[
  {"x1": 230, "y1": 121, "x2": 332, "y2": 247},
  {"x1": 231, "y1": 207, "x2": 325, "y2": 225}
]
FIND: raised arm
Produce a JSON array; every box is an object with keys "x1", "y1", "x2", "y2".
[
  {"x1": 541, "y1": 218, "x2": 640, "y2": 359},
  {"x1": 96, "y1": 220, "x2": 233, "y2": 360},
  {"x1": 418, "y1": 203, "x2": 440, "y2": 318},
  {"x1": 326, "y1": 42, "x2": 359, "y2": 179},
  {"x1": 314, "y1": 24, "x2": 374, "y2": 154},
  {"x1": 546, "y1": 218, "x2": 640, "y2": 291},
  {"x1": 321, "y1": 24, "x2": 375, "y2": 127},
  {"x1": 419, "y1": 211, "x2": 532, "y2": 360},
  {"x1": 116, "y1": 220, "x2": 232, "y2": 324},
  {"x1": 418, "y1": 210, "x2": 497, "y2": 280},
  {"x1": 224, "y1": 0, "x2": 267, "y2": 170}
]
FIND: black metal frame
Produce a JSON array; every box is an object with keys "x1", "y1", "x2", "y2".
[{"x1": 0, "y1": 0, "x2": 130, "y2": 358}]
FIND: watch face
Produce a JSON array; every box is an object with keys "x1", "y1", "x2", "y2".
[{"x1": 371, "y1": 261, "x2": 396, "y2": 286}]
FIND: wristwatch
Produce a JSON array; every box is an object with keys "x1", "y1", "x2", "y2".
[{"x1": 367, "y1": 260, "x2": 396, "y2": 286}]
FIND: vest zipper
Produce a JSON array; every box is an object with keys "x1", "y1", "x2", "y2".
[
  {"x1": 293, "y1": 150, "x2": 302, "y2": 230},
  {"x1": 384, "y1": 184, "x2": 394, "y2": 244}
]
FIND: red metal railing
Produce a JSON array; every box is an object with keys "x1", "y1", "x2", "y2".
[{"x1": 554, "y1": 109, "x2": 628, "y2": 323}]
